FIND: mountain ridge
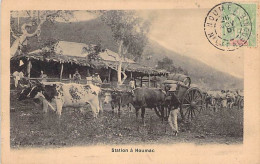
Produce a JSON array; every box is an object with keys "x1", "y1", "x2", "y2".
[{"x1": 11, "y1": 17, "x2": 243, "y2": 90}]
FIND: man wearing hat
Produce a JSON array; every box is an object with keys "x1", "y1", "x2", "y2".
[{"x1": 92, "y1": 73, "x2": 102, "y2": 86}]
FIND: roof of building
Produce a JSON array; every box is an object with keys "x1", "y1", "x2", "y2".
[{"x1": 12, "y1": 41, "x2": 168, "y2": 76}]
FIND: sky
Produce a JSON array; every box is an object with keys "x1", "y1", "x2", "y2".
[
  {"x1": 12, "y1": 10, "x2": 244, "y2": 78},
  {"x1": 147, "y1": 9, "x2": 244, "y2": 78}
]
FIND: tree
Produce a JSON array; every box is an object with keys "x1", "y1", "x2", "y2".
[
  {"x1": 101, "y1": 10, "x2": 151, "y2": 85},
  {"x1": 157, "y1": 57, "x2": 188, "y2": 75},
  {"x1": 157, "y1": 57, "x2": 176, "y2": 73},
  {"x1": 10, "y1": 10, "x2": 74, "y2": 58}
]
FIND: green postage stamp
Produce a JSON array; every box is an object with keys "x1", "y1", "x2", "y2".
[{"x1": 204, "y1": 2, "x2": 257, "y2": 51}]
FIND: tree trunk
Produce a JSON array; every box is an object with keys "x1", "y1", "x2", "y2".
[
  {"x1": 117, "y1": 59, "x2": 122, "y2": 85},
  {"x1": 60, "y1": 64, "x2": 64, "y2": 81},
  {"x1": 10, "y1": 35, "x2": 27, "y2": 57},
  {"x1": 17, "y1": 11, "x2": 20, "y2": 32},
  {"x1": 121, "y1": 70, "x2": 127, "y2": 84},
  {"x1": 11, "y1": 20, "x2": 44, "y2": 57},
  {"x1": 27, "y1": 60, "x2": 32, "y2": 78},
  {"x1": 117, "y1": 40, "x2": 123, "y2": 85}
]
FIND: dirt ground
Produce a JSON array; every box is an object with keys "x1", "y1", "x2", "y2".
[{"x1": 10, "y1": 90, "x2": 243, "y2": 148}]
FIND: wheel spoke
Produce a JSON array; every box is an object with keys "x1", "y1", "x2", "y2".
[
  {"x1": 184, "y1": 107, "x2": 190, "y2": 118},
  {"x1": 189, "y1": 91, "x2": 193, "y2": 102},
  {"x1": 187, "y1": 93, "x2": 191, "y2": 102},
  {"x1": 194, "y1": 93, "x2": 200, "y2": 101},
  {"x1": 191, "y1": 109, "x2": 196, "y2": 118},
  {"x1": 194, "y1": 91, "x2": 199, "y2": 101},
  {"x1": 194, "y1": 107, "x2": 200, "y2": 114},
  {"x1": 184, "y1": 97, "x2": 190, "y2": 103}
]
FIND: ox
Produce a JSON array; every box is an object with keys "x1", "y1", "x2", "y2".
[
  {"x1": 226, "y1": 91, "x2": 237, "y2": 109},
  {"x1": 132, "y1": 87, "x2": 181, "y2": 135},
  {"x1": 104, "y1": 87, "x2": 180, "y2": 135},
  {"x1": 18, "y1": 82, "x2": 102, "y2": 118},
  {"x1": 205, "y1": 96, "x2": 217, "y2": 111},
  {"x1": 104, "y1": 90, "x2": 133, "y2": 117}
]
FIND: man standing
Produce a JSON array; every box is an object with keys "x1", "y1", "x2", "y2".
[
  {"x1": 12, "y1": 71, "x2": 24, "y2": 88},
  {"x1": 40, "y1": 71, "x2": 48, "y2": 82},
  {"x1": 92, "y1": 73, "x2": 102, "y2": 86},
  {"x1": 73, "y1": 69, "x2": 81, "y2": 84},
  {"x1": 129, "y1": 78, "x2": 135, "y2": 89}
]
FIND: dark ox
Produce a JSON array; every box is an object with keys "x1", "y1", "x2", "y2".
[
  {"x1": 205, "y1": 96, "x2": 217, "y2": 111},
  {"x1": 18, "y1": 82, "x2": 102, "y2": 118},
  {"x1": 104, "y1": 91, "x2": 133, "y2": 117},
  {"x1": 104, "y1": 87, "x2": 181, "y2": 134}
]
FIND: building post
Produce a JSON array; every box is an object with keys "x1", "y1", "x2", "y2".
[
  {"x1": 148, "y1": 74, "x2": 151, "y2": 87},
  {"x1": 108, "y1": 68, "x2": 111, "y2": 82},
  {"x1": 27, "y1": 60, "x2": 32, "y2": 79},
  {"x1": 60, "y1": 63, "x2": 63, "y2": 82},
  {"x1": 86, "y1": 69, "x2": 90, "y2": 76},
  {"x1": 141, "y1": 76, "x2": 143, "y2": 87}
]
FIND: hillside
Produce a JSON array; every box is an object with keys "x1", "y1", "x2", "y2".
[
  {"x1": 141, "y1": 40, "x2": 243, "y2": 90},
  {"x1": 11, "y1": 17, "x2": 243, "y2": 90}
]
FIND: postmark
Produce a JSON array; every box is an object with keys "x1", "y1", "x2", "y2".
[{"x1": 204, "y1": 2, "x2": 254, "y2": 51}]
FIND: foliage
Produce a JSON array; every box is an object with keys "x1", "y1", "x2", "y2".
[
  {"x1": 157, "y1": 57, "x2": 188, "y2": 75},
  {"x1": 10, "y1": 11, "x2": 75, "y2": 57},
  {"x1": 100, "y1": 10, "x2": 151, "y2": 84},
  {"x1": 101, "y1": 10, "x2": 150, "y2": 59},
  {"x1": 88, "y1": 43, "x2": 105, "y2": 61}
]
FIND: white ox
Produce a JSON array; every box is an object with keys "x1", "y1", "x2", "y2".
[{"x1": 18, "y1": 82, "x2": 102, "y2": 118}]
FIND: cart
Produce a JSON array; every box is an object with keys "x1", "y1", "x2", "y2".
[{"x1": 154, "y1": 74, "x2": 204, "y2": 122}]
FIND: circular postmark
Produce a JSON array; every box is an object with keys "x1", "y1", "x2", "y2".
[{"x1": 204, "y1": 2, "x2": 252, "y2": 51}]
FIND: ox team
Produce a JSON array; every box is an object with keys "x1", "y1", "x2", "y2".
[{"x1": 18, "y1": 80, "x2": 181, "y2": 136}]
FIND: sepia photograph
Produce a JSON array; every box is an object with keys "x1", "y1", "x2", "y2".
[{"x1": 1, "y1": 0, "x2": 260, "y2": 163}]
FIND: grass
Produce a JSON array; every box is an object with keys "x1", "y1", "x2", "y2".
[
  {"x1": 189, "y1": 108, "x2": 243, "y2": 138},
  {"x1": 10, "y1": 89, "x2": 243, "y2": 148}
]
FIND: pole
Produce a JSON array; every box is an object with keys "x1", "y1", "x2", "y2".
[
  {"x1": 27, "y1": 60, "x2": 32, "y2": 79},
  {"x1": 60, "y1": 64, "x2": 64, "y2": 82},
  {"x1": 148, "y1": 74, "x2": 151, "y2": 87},
  {"x1": 108, "y1": 68, "x2": 111, "y2": 82}
]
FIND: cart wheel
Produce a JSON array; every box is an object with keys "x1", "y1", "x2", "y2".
[
  {"x1": 154, "y1": 107, "x2": 169, "y2": 121},
  {"x1": 180, "y1": 87, "x2": 203, "y2": 121}
]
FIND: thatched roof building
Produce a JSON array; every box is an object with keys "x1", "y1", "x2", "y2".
[{"x1": 11, "y1": 41, "x2": 168, "y2": 85}]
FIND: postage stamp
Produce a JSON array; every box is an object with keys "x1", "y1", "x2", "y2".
[{"x1": 204, "y1": 2, "x2": 257, "y2": 51}]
